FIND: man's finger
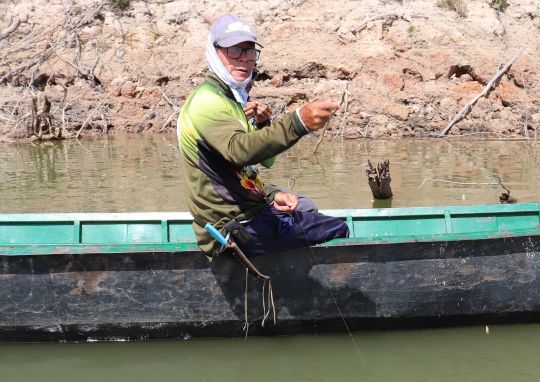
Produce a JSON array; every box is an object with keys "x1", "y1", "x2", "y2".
[{"x1": 317, "y1": 101, "x2": 341, "y2": 113}]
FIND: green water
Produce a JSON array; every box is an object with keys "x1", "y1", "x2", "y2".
[
  {"x1": 1, "y1": 326, "x2": 540, "y2": 382},
  {"x1": 1, "y1": 134, "x2": 540, "y2": 381}
]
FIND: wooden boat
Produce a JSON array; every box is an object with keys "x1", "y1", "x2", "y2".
[{"x1": 1, "y1": 203, "x2": 540, "y2": 342}]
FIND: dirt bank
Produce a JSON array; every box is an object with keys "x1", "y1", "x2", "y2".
[{"x1": 1, "y1": 0, "x2": 539, "y2": 142}]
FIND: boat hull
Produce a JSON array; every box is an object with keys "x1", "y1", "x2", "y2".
[{"x1": 2, "y1": 234, "x2": 540, "y2": 342}]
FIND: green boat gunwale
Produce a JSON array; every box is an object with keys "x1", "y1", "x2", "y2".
[{"x1": 1, "y1": 203, "x2": 539, "y2": 256}]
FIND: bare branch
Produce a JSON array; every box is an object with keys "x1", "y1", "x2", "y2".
[
  {"x1": 156, "y1": 87, "x2": 180, "y2": 112},
  {"x1": 0, "y1": 16, "x2": 20, "y2": 40},
  {"x1": 351, "y1": 14, "x2": 410, "y2": 35},
  {"x1": 440, "y1": 48, "x2": 525, "y2": 136}
]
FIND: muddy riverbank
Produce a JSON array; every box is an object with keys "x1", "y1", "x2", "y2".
[{"x1": 1, "y1": 0, "x2": 539, "y2": 142}]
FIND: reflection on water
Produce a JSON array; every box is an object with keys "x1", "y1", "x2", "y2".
[
  {"x1": 0, "y1": 134, "x2": 184, "y2": 212},
  {"x1": 1, "y1": 135, "x2": 540, "y2": 381},
  {"x1": 265, "y1": 137, "x2": 540, "y2": 209},
  {"x1": 1, "y1": 134, "x2": 539, "y2": 212},
  {"x1": 1, "y1": 325, "x2": 540, "y2": 382}
]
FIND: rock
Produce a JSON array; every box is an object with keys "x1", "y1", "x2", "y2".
[
  {"x1": 402, "y1": 67, "x2": 424, "y2": 82},
  {"x1": 380, "y1": 74, "x2": 405, "y2": 93},
  {"x1": 439, "y1": 97, "x2": 457, "y2": 112},
  {"x1": 470, "y1": 97, "x2": 491, "y2": 119},
  {"x1": 453, "y1": 82, "x2": 484, "y2": 105},
  {"x1": 424, "y1": 105, "x2": 435, "y2": 120},
  {"x1": 329, "y1": 67, "x2": 357, "y2": 81},
  {"x1": 166, "y1": 11, "x2": 188, "y2": 25},
  {"x1": 371, "y1": 114, "x2": 389, "y2": 126},
  {"x1": 494, "y1": 77, "x2": 526, "y2": 107},
  {"x1": 293, "y1": 62, "x2": 327, "y2": 79},
  {"x1": 356, "y1": 111, "x2": 370, "y2": 118},
  {"x1": 361, "y1": 94, "x2": 388, "y2": 114},
  {"x1": 367, "y1": 20, "x2": 384, "y2": 40},
  {"x1": 289, "y1": 92, "x2": 308, "y2": 104},
  {"x1": 271, "y1": 24, "x2": 299, "y2": 39},
  {"x1": 385, "y1": 122, "x2": 397, "y2": 132},
  {"x1": 407, "y1": 114, "x2": 418, "y2": 128},
  {"x1": 271, "y1": 73, "x2": 285, "y2": 87},
  {"x1": 439, "y1": 97, "x2": 457, "y2": 121},
  {"x1": 108, "y1": 76, "x2": 128, "y2": 96},
  {"x1": 385, "y1": 104, "x2": 410, "y2": 121},
  {"x1": 500, "y1": 107, "x2": 518, "y2": 122},
  {"x1": 120, "y1": 81, "x2": 137, "y2": 98},
  {"x1": 491, "y1": 102, "x2": 502, "y2": 112},
  {"x1": 338, "y1": 30, "x2": 355, "y2": 45}
]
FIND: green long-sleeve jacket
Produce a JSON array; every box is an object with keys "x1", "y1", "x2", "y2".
[{"x1": 177, "y1": 72, "x2": 309, "y2": 254}]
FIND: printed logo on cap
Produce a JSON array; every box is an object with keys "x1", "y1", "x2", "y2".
[{"x1": 225, "y1": 21, "x2": 253, "y2": 34}]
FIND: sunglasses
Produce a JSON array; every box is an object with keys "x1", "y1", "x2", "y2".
[{"x1": 214, "y1": 44, "x2": 261, "y2": 61}]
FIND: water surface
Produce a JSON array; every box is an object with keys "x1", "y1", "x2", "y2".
[
  {"x1": 1, "y1": 134, "x2": 539, "y2": 212},
  {"x1": 1, "y1": 325, "x2": 540, "y2": 382},
  {"x1": 1, "y1": 134, "x2": 540, "y2": 381}
]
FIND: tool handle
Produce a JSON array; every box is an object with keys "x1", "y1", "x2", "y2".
[{"x1": 205, "y1": 223, "x2": 228, "y2": 246}]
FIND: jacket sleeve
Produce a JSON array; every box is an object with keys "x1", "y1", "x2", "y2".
[
  {"x1": 251, "y1": 121, "x2": 276, "y2": 168},
  {"x1": 192, "y1": 95, "x2": 309, "y2": 167}
]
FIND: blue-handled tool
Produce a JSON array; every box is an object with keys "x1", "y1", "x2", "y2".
[
  {"x1": 205, "y1": 223, "x2": 229, "y2": 246},
  {"x1": 204, "y1": 222, "x2": 270, "y2": 280},
  {"x1": 205, "y1": 222, "x2": 276, "y2": 328}
]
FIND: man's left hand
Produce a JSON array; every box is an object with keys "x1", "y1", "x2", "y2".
[{"x1": 272, "y1": 192, "x2": 298, "y2": 213}]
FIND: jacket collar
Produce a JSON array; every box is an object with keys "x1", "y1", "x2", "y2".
[{"x1": 205, "y1": 71, "x2": 236, "y2": 102}]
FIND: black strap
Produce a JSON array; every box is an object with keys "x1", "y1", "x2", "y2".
[{"x1": 224, "y1": 219, "x2": 253, "y2": 246}]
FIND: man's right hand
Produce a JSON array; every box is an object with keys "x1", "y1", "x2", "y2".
[
  {"x1": 299, "y1": 101, "x2": 340, "y2": 132},
  {"x1": 244, "y1": 101, "x2": 272, "y2": 125}
]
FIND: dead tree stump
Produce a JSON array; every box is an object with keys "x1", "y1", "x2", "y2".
[
  {"x1": 30, "y1": 92, "x2": 52, "y2": 138},
  {"x1": 1, "y1": 88, "x2": 66, "y2": 142},
  {"x1": 498, "y1": 177, "x2": 517, "y2": 204},
  {"x1": 365, "y1": 159, "x2": 393, "y2": 199}
]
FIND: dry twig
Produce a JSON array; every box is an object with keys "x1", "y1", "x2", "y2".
[
  {"x1": 75, "y1": 85, "x2": 123, "y2": 139},
  {"x1": 351, "y1": 14, "x2": 410, "y2": 35},
  {"x1": 0, "y1": 16, "x2": 20, "y2": 41},
  {"x1": 440, "y1": 48, "x2": 525, "y2": 136},
  {"x1": 156, "y1": 87, "x2": 180, "y2": 112},
  {"x1": 312, "y1": 84, "x2": 348, "y2": 154}
]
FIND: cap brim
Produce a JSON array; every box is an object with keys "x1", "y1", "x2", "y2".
[{"x1": 216, "y1": 35, "x2": 263, "y2": 48}]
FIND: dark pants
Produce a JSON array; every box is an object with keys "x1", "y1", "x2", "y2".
[{"x1": 237, "y1": 206, "x2": 349, "y2": 256}]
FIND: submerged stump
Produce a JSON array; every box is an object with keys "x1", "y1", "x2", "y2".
[
  {"x1": 498, "y1": 177, "x2": 517, "y2": 204},
  {"x1": 365, "y1": 159, "x2": 393, "y2": 200}
]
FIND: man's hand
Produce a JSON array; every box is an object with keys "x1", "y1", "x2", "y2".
[
  {"x1": 272, "y1": 191, "x2": 298, "y2": 213},
  {"x1": 244, "y1": 101, "x2": 272, "y2": 125},
  {"x1": 299, "y1": 101, "x2": 340, "y2": 132}
]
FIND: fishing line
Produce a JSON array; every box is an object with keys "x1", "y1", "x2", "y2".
[{"x1": 294, "y1": 211, "x2": 366, "y2": 365}]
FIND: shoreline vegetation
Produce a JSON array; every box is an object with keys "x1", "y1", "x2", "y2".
[{"x1": 1, "y1": 0, "x2": 539, "y2": 143}]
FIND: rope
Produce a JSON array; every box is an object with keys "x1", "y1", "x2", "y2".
[
  {"x1": 261, "y1": 277, "x2": 267, "y2": 325},
  {"x1": 230, "y1": 242, "x2": 277, "y2": 334},
  {"x1": 294, "y1": 211, "x2": 366, "y2": 364},
  {"x1": 261, "y1": 278, "x2": 276, "y2": 327},
  {"x1": 270, "y1": 279, "x2": 276, "y2": 324},
  {"x1": 243, "y1": 267, "x2": 249, "y2": 339}
]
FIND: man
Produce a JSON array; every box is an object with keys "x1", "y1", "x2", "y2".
[
  {"x1": 244, "y1": 68, "x2": 319, "y2": 213},
  {"x1": 177, "y1": 14, "x2": 349, "y2": 257}
]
